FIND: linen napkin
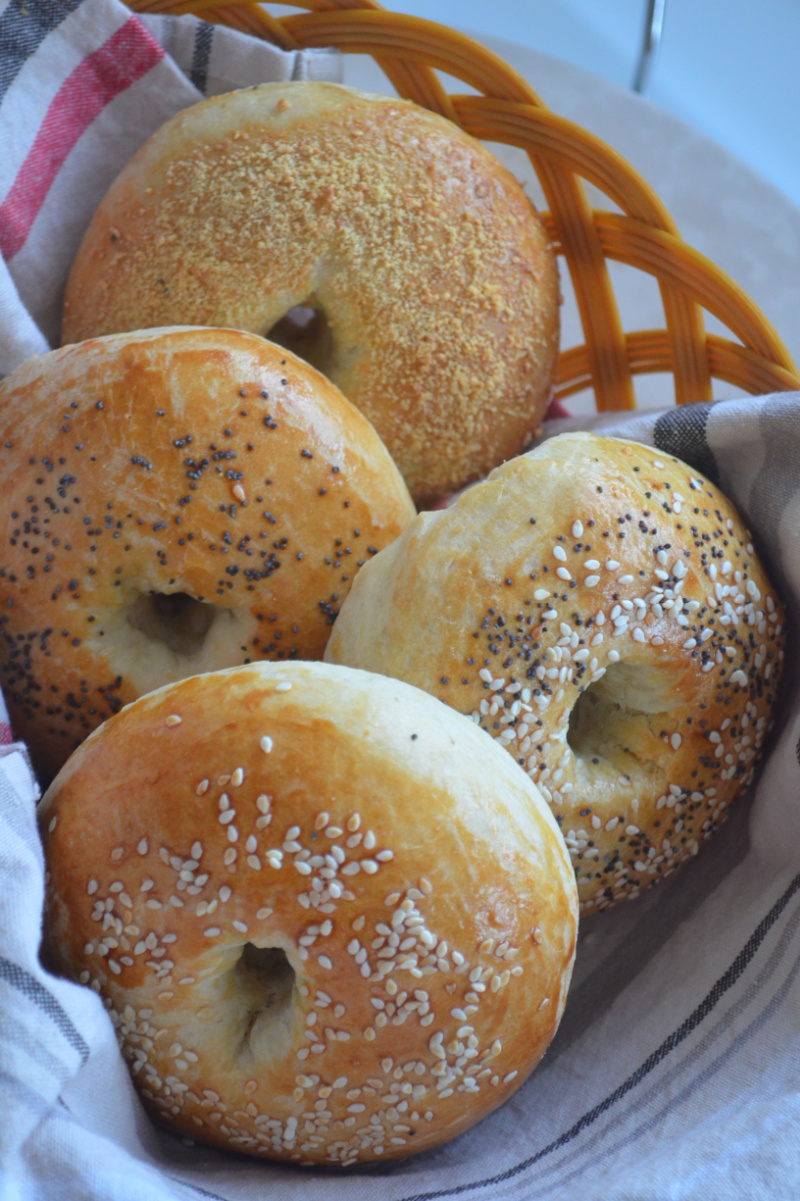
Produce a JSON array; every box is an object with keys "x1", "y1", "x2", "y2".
[{"x1": 0, "y1": 0, "x2": 340, "y2": 375}]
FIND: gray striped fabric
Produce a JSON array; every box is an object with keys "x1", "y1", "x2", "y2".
[
  {"x1": 0, "y1": 0, "x2": 342, "y2": 372},
  {"x1": 2, "y1": 393, "x2": 800, "y2": 1198},
  {"x1": 137, "y1": 12, "x2": 342, "y2": 100}
]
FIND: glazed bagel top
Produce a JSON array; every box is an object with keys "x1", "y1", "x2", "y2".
[
  {"x1": 61, "y1": 82, "x2": 560, "y2": 507},
  {"x1": 0, "y1": 327, "x2": 414, "y2": 779},
  {"x1": 39, "y1": 660, "x2": 578, "y2": 1166},
  {"x1": 326, "y1": 433, "x2": 786, "y2": 913}
]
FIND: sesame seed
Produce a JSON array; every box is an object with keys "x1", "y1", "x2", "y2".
[
  {"x1": 259, "y1": 736, "x2": 273, "y2": 754},
  {"x1": 87, "y1": 879, "x2": 98, "y2": 895},
  {"x1": 165, "y1": 714, "x2": 182, "y2": 727},
  {"x1": 572, "y1": 521, "x2": 584, "y2": 538},
  {"x1": 204, "y1": 927, "x2": 221, "y2": 937},
  {"x1": 233, "y1": 920, "x2": 248, "y2": 934},
  {"x1": 196, "y1": 779, "x2": 209, "y2": 796},
  {"x1": 585, "y1": 575, "x2": 600, "y2": 587},
  {"x1": 671, "y1": 733, "x2": 682, "y2": 750},
  {"x1": 275, "y1": 681, "x2": 292, "y2": 692},
  {"x1": 553, "y1": 545, "x2": 567, "y2": 562},
  {"x1": 318, "y1": 955, "x2": 333, "y2": 970},
  {"x1": 533, "y1": 588, "x2": 549, "y2": 600},
  {"x1": 231, "y1": 768, "x2": 244, "y2": 786}
]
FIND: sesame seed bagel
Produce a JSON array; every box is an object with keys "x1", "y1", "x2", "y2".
[
  {"x1": 61, "y1": 81, "x2": 559, "y2": 508},
  {"x1": 0, "y1": 327, "x2": 414, "y2": 780},
  {"x1": 39, "y1": 660, "x2": 578, "y2": 1166},
  {"x1": 325, "y1": 433, "x2": 786, "y2": 915}
]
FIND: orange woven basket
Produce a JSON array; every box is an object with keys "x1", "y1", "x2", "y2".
[{"x1": 127, "y1": 0, "x2": 800, "y2": 411}]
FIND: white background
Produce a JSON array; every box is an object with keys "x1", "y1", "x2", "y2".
[{"x1": 380, "y1": 0, "x2": 800, "y2": 210}]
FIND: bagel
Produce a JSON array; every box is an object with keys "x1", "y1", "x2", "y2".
[
  {"x1": 61, "y1": 81, "x2": 560, "y2": 508},
  {"x1": 38, "y1": 660, "x2": 578, "y2": 1166},
  {"x1": 0, "y1": 327, "x2": 414, "y2": 780},
  {"x1": 325, "y1": 433, "x2": 786, "y2": 914}
]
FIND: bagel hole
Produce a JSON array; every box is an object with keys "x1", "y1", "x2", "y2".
[
  {"x1": 235, "y1": 944, "x2": 296, "y2": 1059},
  {"x1": 568, "y1": 660, "x2": 677, "y2": 764},
  {"x1": 266, "y1": 301, "x2": 334, "y2": 378},
  {"x1": 126, "y1": 591, "x2": 216, "y2": 656}
]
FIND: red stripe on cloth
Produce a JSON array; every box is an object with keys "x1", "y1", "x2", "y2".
[
  {"x1": 0, "y1": 723, "x2": 13, "y2": 746},
  {"x1": 0, "y1": 18, "x2": 165, "y2": 262},
  {"x1": 546, "y1": 398, "x2": 572, "y2": 420}
]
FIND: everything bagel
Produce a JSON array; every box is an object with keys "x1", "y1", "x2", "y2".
[{"x1": 326, "y1": 433, "x2": 786, "y2": 913}]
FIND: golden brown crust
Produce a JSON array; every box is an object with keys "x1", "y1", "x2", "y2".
[
  {"x1": 0, "y1": 327, "x2": 414, "y2": 780},
  {"x1": 61, "y1": 82, "x2": 560, "y2": 507},
  {"x1": 325, "y1": 433, "x2": 787, "y2": 914},
  {"x1": 39, "y1": 660, "x2": 578, "y2": 1165}
]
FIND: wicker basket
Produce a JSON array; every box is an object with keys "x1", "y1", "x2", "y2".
[{"x1": 128, "y1": 0, "x2": 800, "y2": 411}]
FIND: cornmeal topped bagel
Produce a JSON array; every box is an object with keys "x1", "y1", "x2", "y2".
[
  {"x1": 326, "y1": 433, "x2": 786, "y2": 913},
  {"x1": 39, "y1": 661, "x2": 578, "y2": 1165},
  {"x1": 0, "y1": 327, "x2": 414, "y2": 779},
  {"x1": 61, "y1": 81, "x2": 560, "y2": 508}
]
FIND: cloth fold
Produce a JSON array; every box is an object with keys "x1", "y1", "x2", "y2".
[{"x1": 0, "y1": 0, "x2": 342, "y2": 375}]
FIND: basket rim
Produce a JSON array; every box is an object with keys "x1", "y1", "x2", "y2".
[{"x1": 127, "y1": 0, "x2": 800, "y2": 406}]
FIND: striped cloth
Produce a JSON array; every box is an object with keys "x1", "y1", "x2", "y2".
[
  {"x1": 0, "y1": 0, "x2": 340, "y2": 376},
  {"x1": 3, "y1": 2, "x2": 800, "y2": 1196},
  {"x1": 3, "y1": 392, "x2": 800, "y2": 1199}
]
